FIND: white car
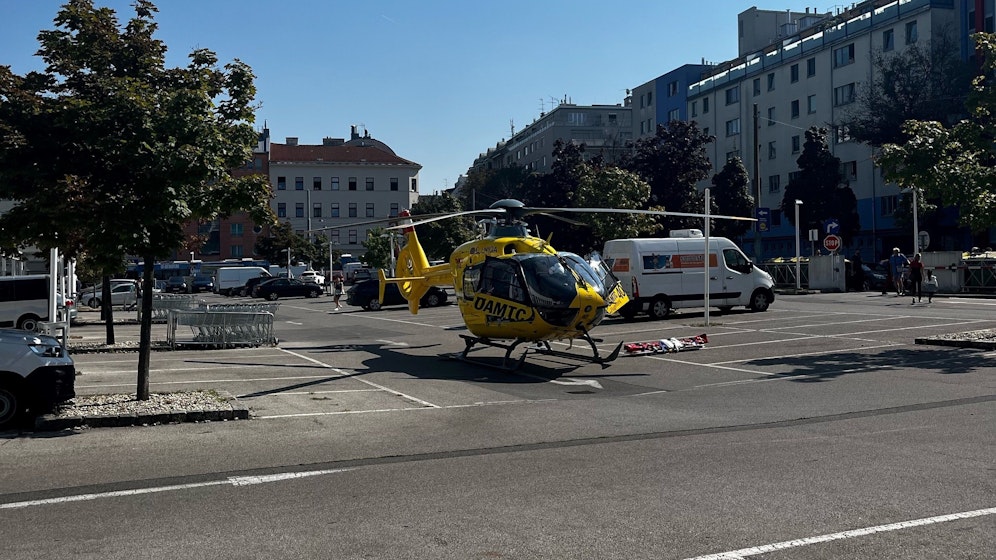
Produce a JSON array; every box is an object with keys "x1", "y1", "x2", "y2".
[{"x1": 299, "y1": 270, "x2": 325, "y2": 285}]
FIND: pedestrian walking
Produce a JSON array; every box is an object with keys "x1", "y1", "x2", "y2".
[
  {"x1": 888, "y1": 247, "x2": 909, "y2": 296},
  {"x1": 923, "y1": 270, "x2": 938, "y2": 303},
  {"x1": 908, "y1": 253, "x2": 924, "y2": 303},
  {"x1": 850, "y1": 249, "x2": 864, "y2": 291},
  {"x1": 332, "y1": 275, "x2": 344, "y2": 310}
]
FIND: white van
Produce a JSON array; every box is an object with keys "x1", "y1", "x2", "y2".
[
  {"x1": 214, "y1": 267, "x2": 271, "y2": 296},
  {"x1": 602, "y1": 232, "x2": 775, "y2": 319},
  {"x1": 0, "y1": 275, "x2": 75, "y2": 331}
]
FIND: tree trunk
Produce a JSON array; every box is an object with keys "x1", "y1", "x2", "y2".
[
  {"x1": 101, "y1": 276, "x2": 116, "y2": 345},
  {"x1": 136, "y1": 254, "x2": 155, "y2": 400}
]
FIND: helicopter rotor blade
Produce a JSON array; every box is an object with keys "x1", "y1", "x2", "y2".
[
  {"x1": 528, "y1": 207, "x2": 757, "y2": 222},
  {"x1": 532, "y1": 212, "x2": 590, "y2": 227},
  {"x1": 305, "y1": 211, "x2": 463, "y2": 234},
  {"x1": 383, "y1": 208, "x2": 506, "y2": 230}
]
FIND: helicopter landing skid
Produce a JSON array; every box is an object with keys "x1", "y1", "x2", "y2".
[{"x1": 455, "y1": 333, "x2": 623, "y2": 371}]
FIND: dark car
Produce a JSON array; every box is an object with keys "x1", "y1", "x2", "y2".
[
  {"x1": 189, "y1": 275, "x2": 215, "y2": 293},
  {"x1": 346, "y1": 279, "x2": 448, "y2": 311},
  {"x1": 255, "y1": 278, "x2": 323, "y2": 300},
  {"x1": 239, "y1": 275, "x2": 271, "y2": 297},
  {"x1": 164, "y1": 276, "x2": 188, "y2": 293}
]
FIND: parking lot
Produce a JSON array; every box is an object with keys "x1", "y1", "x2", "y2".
[{"x1": 69, "y1": 290, "x2": 996, "y2": 421}]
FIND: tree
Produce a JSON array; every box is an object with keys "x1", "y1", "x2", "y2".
[
  {"x1": 571, "y1": 166, "x2": 659, "y2": 252},
  {"x1": 361, "y1": 227, "x2": 392, "y2": 270},
  {"x1": 255, "y1": 222, "x2": 322, "y2": 268},
  {"x1": 843, "y1": 28, "x2": 973, "y2": 147},
  {"x1": 410, "y1": 192, "x2": 476, "y2": 260},
  {"x1": 621, "y1": 121, "x2": 714, "y2": 231},
  {"x1": 710, "y1": 157, "x2": 755, "y2": 239},
  {"x1": 781, "y1": 127, "x2": 860, "y2": 242},
  {"x1": 877, "y1": 33, "x2": 996, "y2": 233},
  {"x1": 0, "y1": 1, "x2": 273, "y2": 400},
  {"x1": 460, "y1": 165, "x2": 532, "y2": 210}
]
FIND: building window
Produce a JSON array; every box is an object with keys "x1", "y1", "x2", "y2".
[
  {"x1": 313, "y1": 203, "x2": 322, "y2": 218},
  {"x1": 667, "y1": 108, "x2": 680, "y2": 121},
  {"x1": 753, "y1": 78, "x2": 761, "y2": 96},
  {"x1": 348, "y1": 203, "x2": 357, "y2": 217},
  {"x1": 331, "y1": 230, "x2": 340, "y2": 244},
  {"x1": 835, "y1": 125, "x2": 852, "y2": 144},
  {"x1": 294, "y1": 177, "x2": 304, "y2": 191},
  {"x1": 725, "y1": 86, "x2": 740, "y2": 105},
  {"x1": 791, "y1": 99, "x2": 800, "y2": 119},
  {"x1": 691, "y1": 101, "x2": 698, "y2": 117},
  {"x1": 703, "y1": 127, "x2": 709, "y2": 136},
  {"x1": 313, "y1": 177, "x2": 322, "y2": 190},
  {"x1": 883, "y1": 29, "x2": 894, "y2": 52},
  {"x1": 840, "y1": 161, "x2": 858, "y2": 182},
  {"x1": 390, "y1": 178, "x2": 399, "y2": 191},
  {"x1": 231, "y1": 245, "x2": 243, "y2": 258},
  {"x1": 667, "y1": 80, "x2": 679, "y2": 97},
  {"x1": 808, "y1": 94, "x2": 817, "y2": 114},
  {"x1": 410, "y1": 178, "x2": 417, "y2": 192},
  {"x1": 807, "y1": 57, "x2": 816, "y2": 77},
  {"x1": 276, "y1": 176, "x2": 286, "y2": 190},
  {"x1": 277, "y1": 203, "x2": 286, "y2": 218},
  {"x1": 702, "y1": 97, "x2": 710, "y2": 113},
  {"x1": 231, "y1": 223, "x2": 243, "y2": 237},
  {"x1": 365, "y1": 203, "x2": 375, "y2": 218},
  {"x1": 348, "y1": 229, "x2": 357, "y2": 244},
  {"x1": 790, "y1": 64, "x2": 799, "y2": 83},
  {"x1": 365, "y1": 177, "x2": 374, "y2": 191},
  {"x1": 768, "y1": 174, "x2": 781, "y2": 193},
  {"x1": 725, "y1": 118, "x2": 741, "y2": 136},
  {"x1": 882, "y1": 195, "x2": 899, "y2": 215},
  {"x1": 331, "y1": 203, "x2": 339, "y2": 217},
  {"x1": 348, "y1": 177, "x2": 357, "y2": 191},
  {"x1": 834, "y1": 83, "x2": 856, "y2": 106},
  {"x1": 789, "y1": 171, "x2": 801, "y2": 183},
  {"x1": 768, "y1": 141, "x2": 776, "y2": 160},
  {"x1": 647, "y1": 91, "x2": 653, "y2": 105},
  {"x1": 331, "y1": 177, "x2": 340, "y2": 191},
  {"x1": 726, "y1": 150, "x2": 740, "y2": 161},
  {"x1": 905, "y1": 20, "x2": 918, "y2": 44},
  {"x1": 295, "y1": 203, "x2": 304, "y2": 218},
  {"x1": 767, "y1": 106, "x2": 775, "y2": 126},
  {"x1": 767, "y1": 72, "x2": 775, "y2": 91},
  {"x1": 833, "y1": 43, "x2": 855, "y2": 67},
  {"x1": 390, "y1": 203, "x2": 399, "y2": 217},
  {"x1": 792, "y1": 135, "x2": 801, "y2": 153}
]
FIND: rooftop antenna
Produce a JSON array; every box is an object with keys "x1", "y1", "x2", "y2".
[{"x1": 510, "y1": 119, "x2": 515, "y2": 136}]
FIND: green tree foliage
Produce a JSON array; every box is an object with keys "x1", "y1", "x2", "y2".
[
  {"x1": 572, "y1": 166, "x2": 659, "y2": 251},
  {"x1": 255, "y1": 222, "x2": 322, "y2": 267},
  {"x1": 525, "y1": 140, "x2": 586, "y2": 250},
  {"x1": 878, "y1": 33, "x2": 996, "y2": 233},
  {"x1": 844, "y1": 29, "x2": 973, "y2": 147},
  {"x1": 710, "y1": 157, "x2": 755, "y2": 238},
  {"x1": 411, "y1": 192, "x2": 476, "y2": 260},
  {"x1": 621, "y1": 121, "x2": 714, "y2": 231},
  {"x1": 361, "y1": 227, "x2": 392, "y2": 270},
  {"x1": 781, "y1": 127, "x2": 860, "y2": 242},
  {"x1": 460, "y1": 165, "x2": 532, "y2": 210},
  {"x1": 0, "y1": 1, "x2": 273, "y2": 399}
]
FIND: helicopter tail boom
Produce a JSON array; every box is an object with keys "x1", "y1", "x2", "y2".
[{"x1": 380, "y1": 226, "x2": 454, "y2": 315}]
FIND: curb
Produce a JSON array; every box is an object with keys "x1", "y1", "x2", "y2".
[
  {"x1": 914, "y1": 338, "x2": 996, "y2": 350},
  {"x1": 33, "y1": 391, "x2": 251, "y2": 432}
]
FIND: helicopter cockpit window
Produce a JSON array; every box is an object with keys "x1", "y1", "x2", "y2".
[
  {"x1": 515, "y1": 253, "x2": 578, "y2": 308},
  {"x1": 477, "y1": 257, "x2": 528, "y2": 304},
  {"x1": 462, "y1": 265, "x2": 481, "y2": 301},
  {"x1": 559, "y1": 252, "x2": 606, "y2": 296}
]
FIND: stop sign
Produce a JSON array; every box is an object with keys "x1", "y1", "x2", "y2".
[{"x1": 823, "y1": 234, "x2": 842, "y2": 252}]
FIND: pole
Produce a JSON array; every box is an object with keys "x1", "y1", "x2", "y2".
[
  {"x1": 703, "y1": 188, "x2": 711, "y2": 326},
  {"x1": 752, "y1": 103, "x2": 762, "y2": 262},
  {"x1": 795, "y1": 200, "x2": 803, "y2": 292},
  {"x1": 286, "y1": 248, "x2": 291, "y2": 278},
  {"x1": 911, "y1": 188, "x2": 919, "y2": 254}
]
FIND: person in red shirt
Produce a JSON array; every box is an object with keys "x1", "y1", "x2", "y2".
[{"x1": 908, "y1": 253, "x2": 925, "y2": 303}]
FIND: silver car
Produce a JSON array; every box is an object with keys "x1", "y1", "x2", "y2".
[
  {"x1": 0, "y1": 328, "x2": 75, "y2": 428},
  {"x1": 77, "y1": 280, "x2": 138, "y2": 309}
]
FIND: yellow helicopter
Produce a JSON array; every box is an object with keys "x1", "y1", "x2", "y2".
[{"x1": 377, "y1": 199, "x2": 754, "y2": 370}]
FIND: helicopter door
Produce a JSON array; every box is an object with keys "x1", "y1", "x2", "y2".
[{"x1": 478, "y1": 257, "x2": 529, "y2": 304}]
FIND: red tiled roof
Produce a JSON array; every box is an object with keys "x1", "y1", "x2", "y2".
[{"x1": 270, "y1": 143, "x2": 420, "y2": 168}]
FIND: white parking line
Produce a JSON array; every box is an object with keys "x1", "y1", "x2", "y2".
[
  {"x1": 76, "y1": 374, "x2": 346, "y2": 389},
  {"x1": 683, "y1": 507, "x2": 996, "y2": 559}
]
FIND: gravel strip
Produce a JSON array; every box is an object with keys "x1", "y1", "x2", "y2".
[{"x1": 55, "y1": 390, "x2": 235, "y2": 417}]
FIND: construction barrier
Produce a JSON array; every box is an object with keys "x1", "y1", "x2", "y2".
[{"x1": 166, "y1": 310, "x2": 276, "y2": 348}]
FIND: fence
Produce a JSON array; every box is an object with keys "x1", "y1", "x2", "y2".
[
  {"x1": 166, "y1": 310, "x2": 276, "y2": 348},
  {"x1": 138, "y1": 293, "x2": 203, "y2": 322},
  {"x1": 759, "y1": 259, "x2": 810, "y2": 289}
]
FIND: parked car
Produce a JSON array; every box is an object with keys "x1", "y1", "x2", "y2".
[
  {"x1": 351, "y1": 268, "x2": 372, "y2": 283},
  {"x1": 239, "y1": 275, "x2": 271, "y2": 297},
  {"x1": 77, "y1": 280, "x2": 138, "y2": 309},
  {"x1": 153, "y1": 280, "x2": 166, "y2": 293},
  {"x1": 299, "y1": 270, "x2": 325, "y2": 286},
  {"x1": 0, "y1": 328, "x2": 76, "y2": 429},
  {"x1": 346, "y1": 279, "x2": 448, "y2": 311},
  {"x1": 254, "y1": 278, "x2": 323, "y2": 300},
  {"x1": 189, "y1": 275, "x2": 215, "y2": 293},
  {"x1": 164, "y1": 276, "x2": 188, "y2": 293}
]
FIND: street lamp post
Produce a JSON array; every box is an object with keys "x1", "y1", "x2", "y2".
[
  {"x1": 911, "y1": 187, "x2": 919, "y2": 254},
  {"x1": 795, "y1": 199, "x2": 803, "y2": 292}
]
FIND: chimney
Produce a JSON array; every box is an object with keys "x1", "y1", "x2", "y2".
[
  {"x1": 350, "y1": 125, "x2": 359, "y2": 140},
  {"x1": 285, "y1": 137, "x2": 298, "y2": 146},
  {"x1": 323, "y1": 137, "x2": 344, "y2": 146}
]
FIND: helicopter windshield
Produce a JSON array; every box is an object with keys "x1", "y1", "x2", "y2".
[
  {"x1": 559, "y1": 252, "x2": 607, "y2": 297},
  {"x1": 513, "y1": 253, "x2": 578, "y2": 308}
]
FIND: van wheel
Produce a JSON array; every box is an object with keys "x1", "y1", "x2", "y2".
[
  {"x1": 749, "y1": 289, "x2": 771, "y2": 312},
  {"x1": 649, "y1": 296, "x2": 671, "y2": 320},
  {"x1": 87, "y1": 297, "x2": 101, "y2": 309},
  {"x1": 368, "y1": 299, "x2": 382, "y2": 311},
  {"x1": 17, "y1": 315, "x2": 41, "y2": 332},
  {"x1": 0, "y1": 382, "x2": 25, "y2": 429}
]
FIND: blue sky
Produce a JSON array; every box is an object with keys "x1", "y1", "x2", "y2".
[{"x1": 2, "y1": 1, "x2": 827, "y2": 194}]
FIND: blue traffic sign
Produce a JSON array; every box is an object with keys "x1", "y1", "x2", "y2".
[
  {"x1": 823, "y1": 218, "x2": 840, "y2": 235},
  {"x1": 756, "y1": 207, "x2": 770, "y2": 233}
]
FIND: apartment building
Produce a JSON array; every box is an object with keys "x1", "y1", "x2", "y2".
[
  {"x1": 269, "y1": 126, "x2": 421, "y2": 255},
  {"x1": 688, "y1": 0, "x2": 963, "y2": 260},
  {"x1": 631, "y1": 64, "x2": 714, "y2": 141}
]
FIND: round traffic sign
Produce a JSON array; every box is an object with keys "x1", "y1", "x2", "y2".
[{"x1": 823, "y1": 234, "x2": 842, "y2": 252}]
